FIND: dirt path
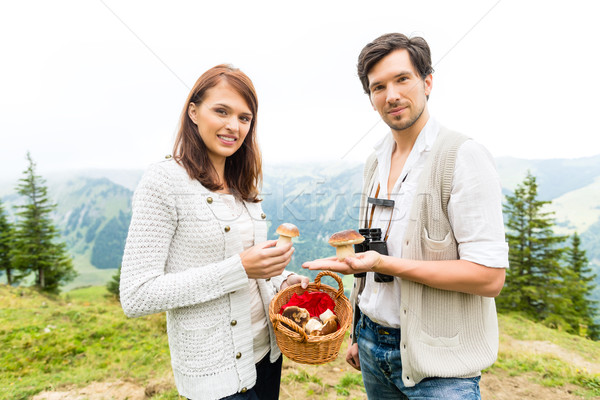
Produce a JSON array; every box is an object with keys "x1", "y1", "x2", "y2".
[
  {"x1": 31, "y1": 371, "x2": 589, "y2": 400},
  {"x1": 31, "y1": 338, "x2": 598, "y2": 400},
  {"x1": 31, "y1": 378, "x2": 172, "y2": 400},
  {"x1": 32, "y1": 380, "x2": 146, "y2": 400},
  {"x1": 481, "y1": 373, "x2": 587, "y2": 400}
]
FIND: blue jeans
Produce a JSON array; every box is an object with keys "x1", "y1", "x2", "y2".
[{"x1": 356, "y1": 314, "x2": 481, "y2": 400}]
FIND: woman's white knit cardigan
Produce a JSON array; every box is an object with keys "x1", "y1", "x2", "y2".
[{"x1": 120, "y1": 159, "x2": 291, "y2": 400}]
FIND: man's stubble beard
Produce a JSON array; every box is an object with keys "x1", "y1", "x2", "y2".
[{"x1": 384, "y1": 103, "x2": 425, "y2": 133}]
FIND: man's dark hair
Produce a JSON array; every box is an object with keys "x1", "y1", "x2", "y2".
[{"x1": 357, "y1": 33, "x2": 434, "y2": 95}]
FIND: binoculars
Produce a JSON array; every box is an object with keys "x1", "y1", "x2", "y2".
[{"x1": 353, "y1": 228, "x2": 394, "y2": 282}]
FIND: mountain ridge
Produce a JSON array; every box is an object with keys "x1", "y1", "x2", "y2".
[{"x1": 1, "y1": 155, "x2": 599, "y2": 296}]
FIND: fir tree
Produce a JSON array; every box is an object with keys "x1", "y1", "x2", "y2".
[
  {"x1": 564, "y1": 232, "x2": 599, "y2": 339},
  {"x1": 0, "y1": 199, "x2": 16, "y2": 285},
  {"x1": 497, "y1": 171, "x2": 569, "y2": 324},
  {"x1": 10, "y1": 152, "x2": 77, "y2": 293}
]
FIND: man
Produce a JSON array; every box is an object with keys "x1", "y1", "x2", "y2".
[{"x1": 303, "y1": 33, "x2": 508, "y2": 399}]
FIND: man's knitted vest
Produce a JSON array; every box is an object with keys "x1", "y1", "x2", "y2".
[{"x1": 351, "y1": 127, "x2": 499, "y2": 387}]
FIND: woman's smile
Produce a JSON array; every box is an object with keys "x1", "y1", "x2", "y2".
[{"x1": 188, "y1": 80, "x2": 253, "y2": 165}]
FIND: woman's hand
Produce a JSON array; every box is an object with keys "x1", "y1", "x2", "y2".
[
  {"x1": 240, "y1": 240, "x2": 294, "y2": 279},
  {"x1": 302, "y1": 251, "x2": 382, "y2": 275},
  {"x1": 280, "y1": 274, "x2": 309, "y2": 291}
]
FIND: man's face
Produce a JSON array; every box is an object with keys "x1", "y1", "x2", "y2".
[{"x1": 367, "y1": 49, "x2": 432, "y2": 134}]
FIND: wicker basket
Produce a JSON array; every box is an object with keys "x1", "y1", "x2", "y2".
[{"x1": 269, "y1": 271, "x2": 352, "y2": 365}]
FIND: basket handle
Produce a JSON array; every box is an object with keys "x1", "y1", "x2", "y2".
[
  {"x1": 272, "y1": 313, "x2": 309, "y2": 342},
  {"x1": 314, "y1": 271, "x2": 344, "y2": 300}
]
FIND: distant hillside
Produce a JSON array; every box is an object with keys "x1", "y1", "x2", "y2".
[
  {"x1": 1, "y1": 156, "x2": 599, "y2": 296},
  {"x1": 495, "y1": 154, "x2": 600, "y2": 200},
  {"x1": 261, "y1": 161, "x2": 364, "y2": 278},
  {"x1": 51, "y1": 176, "x2": 133, "y2": 270},
  {"x1": 0, "y1": 176, "x2": 133, "y2": 290}
]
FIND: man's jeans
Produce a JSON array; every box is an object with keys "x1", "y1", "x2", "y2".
[{"x1": 356, "y1": 313, "x2": 481, "y2": 399}]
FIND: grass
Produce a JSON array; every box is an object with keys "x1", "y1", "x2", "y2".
[
  {"x1": 498, "y1": 313, "x2": 600, "y2": 363},
  {"x1": 283, "y1": 369, "x2": 324, "y2": 385},
  {"x1": 0, "y1": 284, "x2": 177, "y2": 400},
  {"x1": 281, "y1": 354, "x2": 365, "y2": 400},
  {"x1": 2, "y1": 285, "x2": 600, "y2": 399},
  {"x1": 487, "y1": 313, "x2": 600, "y2": 397},
  {"x1": 334, "y1": 372, "x2": 365, "y2": 396}
]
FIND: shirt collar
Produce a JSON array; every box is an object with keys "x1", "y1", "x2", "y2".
[
  {"x1": 373, "y1": 117, "x2": 440, "y2": 157},
  {"x1": 415, "y1": 117, "x2": 440, "y2": 154},
  {"x1": 373, "y1": 127, "x2": 395, "y2": 161}
]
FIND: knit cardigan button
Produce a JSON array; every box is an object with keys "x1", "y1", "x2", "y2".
[
  {"x1": 231, "y1": 320, "x2": 237, "y2": 326},
  {"x1": 261, "y1": 213, "x2": 266, "y2": 219},
  {"x1": 241, "y1": 387, "x2": 248, "y2": 393},
  {"x1": 236, "y1": 352, "x2": 242, "y2": 359},
  {"x1": 207, "y1": 197, "x2": 213, "y2": 204},
  {"x1": 224, "y1": 226, "x2": 231, "y2": 232}
]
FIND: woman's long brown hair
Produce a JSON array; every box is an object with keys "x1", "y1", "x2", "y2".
[{"x1": 173, "y1": 64, "x2": 262, "y2": 202}]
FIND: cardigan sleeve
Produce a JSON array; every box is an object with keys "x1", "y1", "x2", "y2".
[
  {"x1": 269, "y1": 270, "x2": 299, "y2": 293},
  {"x1": 120, "y1": 163, "x2": 249, "y2": 318}
]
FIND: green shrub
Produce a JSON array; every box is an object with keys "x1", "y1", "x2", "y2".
[{"x1": 106, "y1": 266, "x2": 120, "y2": 300}]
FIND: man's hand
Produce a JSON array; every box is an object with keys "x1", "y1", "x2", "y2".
[
  {"x1": 302, "y1": 251, "x2": 382, "y2": 276},
  {"x1": 346, "y1": 342, "x2": 360, "y2": 370}
]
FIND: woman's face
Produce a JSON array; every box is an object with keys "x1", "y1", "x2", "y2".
[{"x1": 188, "y1": 80, "x2": 253, "y2": 166}]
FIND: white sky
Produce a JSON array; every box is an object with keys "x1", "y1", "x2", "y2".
[{"x1": 1, "y1": 0, "x2": 599, "y2": 181}]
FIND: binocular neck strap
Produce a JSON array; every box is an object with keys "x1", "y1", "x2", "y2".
[{"x1": 369, "y1": 183, "x2": 394, "y2": 241}]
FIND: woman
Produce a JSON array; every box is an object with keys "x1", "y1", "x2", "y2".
[{"x1": 120, "y1": 64, "x2": 308, "y2": 400}]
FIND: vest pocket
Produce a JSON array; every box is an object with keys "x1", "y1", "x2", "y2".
[
  {"x1": 422, "y1": 228, "x2": 453, "y2": 251},
  {"x1": 418, "y1": 286, "x2": 461, "y2": 340},
  {"x1": 418, "y1": 330, "x2": 460, "y2": 348}
]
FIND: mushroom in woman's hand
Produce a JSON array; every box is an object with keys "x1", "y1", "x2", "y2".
[
  {"x1": 276, "y1": 223, "x2": 299, "y2": 247},
  {"x1": 328, "y1": 229, "x2": 365, "y2": 261}
]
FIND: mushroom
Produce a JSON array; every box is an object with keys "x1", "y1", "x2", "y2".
[
  {"x1": 318, "y1": 315, "x2": 339, "y2": 336},
  {"x1": 319, "y1": 309, "x2": 335, "y2": 322},
  {"x1": 276, "y1": 223, "x2": 299, "y2": 247},
  {"x1": 304, "y1": 317, "x2": 324, "y2": 335},
  {"x1": 281, "y1": 306, "x2": 310, "y2": 330},
  {"x1": 307, "y1": 315, "x2": 339, "y2": 336},
  {"x1": 328, "y1": 229, "x2": 365, "y2": 261}
]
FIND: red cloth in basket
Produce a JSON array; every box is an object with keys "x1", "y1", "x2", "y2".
[{"x1": 279, "y1": 291, "x2": 336, "y2": 318}]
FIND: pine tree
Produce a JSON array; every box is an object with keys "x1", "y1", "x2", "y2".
[
  {"x1": 497, "y1": 171, "x2": 569, "y2": 325},
  {"x1": 564, "y1": 232, "x2": 599, "y2": 339},
  {"x1": 0, "y1": 199, "x2": 16, "y2": 285},
  {"x1": 10, "y1": 152, "x2": 77, "y2": 293}
]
